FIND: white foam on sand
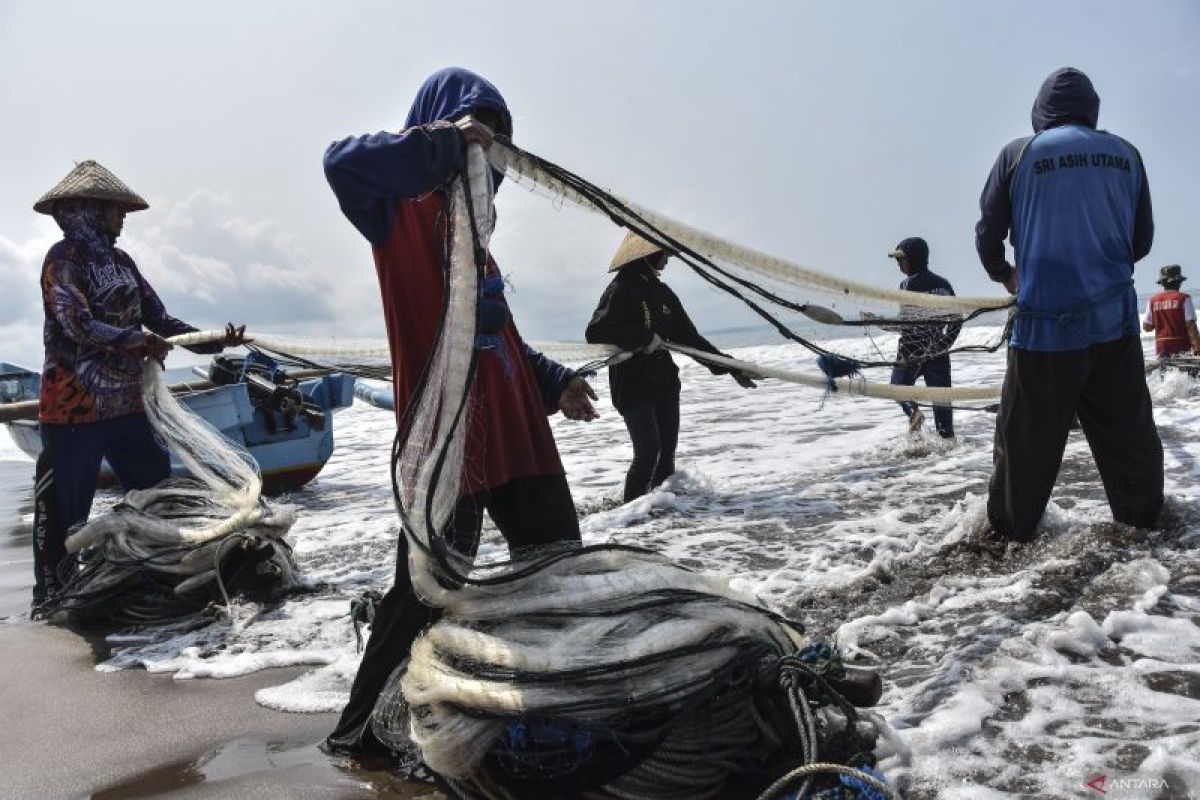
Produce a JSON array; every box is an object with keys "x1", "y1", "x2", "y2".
[{"x1": 81, "y1": 340, "x2": 1200, "y2": 796}]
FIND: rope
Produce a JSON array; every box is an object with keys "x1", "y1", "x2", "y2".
[
  {"x1": 169, "y1": 330, "x2": 1001, "y2": 406},
  {"x1": 167, "y1": 330, "x2": 391, "y2": 357},
  {"x1": 531, "y1": 339, "x2": 1001, "y2": 404},
  {"x1": 489, "y1": 140, "x2": 1010, "y2": 316},
  {"x1": 489, "y1": 140, "x2": 1013, "y2": 370},
  {"x1": 755, "y1": 762, "x2": 896, "y2": 800}
]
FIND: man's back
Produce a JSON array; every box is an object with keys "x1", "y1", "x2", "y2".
[
  {"x1": 976, "y1": 67, "x2": 1154, "y2": 352},
  {"x1": 1010, "y1": 124, "x2": 1145, "y2": 347},
  {"x1": 975, "y1": 67, "x2": 1163, "y2": 545}
]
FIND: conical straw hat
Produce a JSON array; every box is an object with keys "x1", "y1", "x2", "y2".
[
  {"x1": 608, "y1": 231, "x2": 667, "y2": 272},
  {"x1": 33, "y1": 160, "x2": 149, "y2": 214}
]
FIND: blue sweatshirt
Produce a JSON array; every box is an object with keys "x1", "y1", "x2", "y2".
[
  {"x1": 322, "y1": 67, "x2": 574, "y2": 411},
  {"x1": 975, "y1": 68, "x2": 1153, "y2": 351}
]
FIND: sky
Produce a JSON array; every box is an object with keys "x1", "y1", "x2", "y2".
[{"x1": 1, "y1": 1, "x2": 1197, "y2": 368}]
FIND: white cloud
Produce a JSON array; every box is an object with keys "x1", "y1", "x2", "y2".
[
  {"x1": 0, "y1": 191, "x2": 343, "y2": 365},
  {"x1": 124, "y1": 190, "x2": 340, "y2": 327}
]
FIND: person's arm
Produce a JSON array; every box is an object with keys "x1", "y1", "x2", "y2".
[
  {"x1": 976, "y1": 137, "x2": 1030, "y2": 292},
  {"x1": 663, "y1": 287, "x2": 759, "y2": 384},
  {"x1": 1129, "y1": 142, "x2": 1154, "y2": 263},
  {"x1": 1185, "y1": 297, "x2": 1200, "y2": 354},
  {"x1": 523, "y1": 343, "x2": 577, "y2": 414},
  {"x1": 666, "y1": 290, "x2": 725, "y2": 369},
  {"x1": 131, "y1": 255, "x2": 245, "y2": 355},
  {"x1": 520, "y1": 343, "x2": 598, "y2": 419},
  {"x1": 1141, "y1": 299, "x2": 1156, "y2": 333},
  {"x1": 585, "y1": 281, "x2": 652, "y2": 350},
  {"x1": 932, "y1": 282, "x2": 962, "y2": 354},
  {"x1": 131, "y1": 257, "x2": 239, "y2": 355},
  {"x1": 1187, "y1": 322, "x2": 1200, "y2": 355},
  {"x1": 43, "y1": 258, "x2": 144, "y2": 353},
  {"x1": 932, "y1": 315, "x2": 963, "y2": 356},
  {"x1": 323, "y1": 123, "x2": 465, "y2": 246}
]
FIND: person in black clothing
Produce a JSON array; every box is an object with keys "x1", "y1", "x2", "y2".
[
  {"x1": 586, "y1": 232, "x2": 757, "y2": 502},
  {"x1": 885, "y1": 237, "x2": 961, "y2": 438}
]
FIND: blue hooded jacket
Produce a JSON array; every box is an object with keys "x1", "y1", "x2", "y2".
[
  {"x1": 975, "y1": 67, "x2": 1154, "y2": 351},
  {"x1": 323, "y1": 67, "x2": 511, "y2": 248},
  {"x1": 322, "y1": 67, "x2": 574, "y2": 409}
]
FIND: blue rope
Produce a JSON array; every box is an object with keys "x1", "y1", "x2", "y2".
[
  {"x1": 816, "y1": 354, "x2": 864, "y2": 392},
  {"x1": 475, "y1": 273, "x2": 514, "y2": 376}
]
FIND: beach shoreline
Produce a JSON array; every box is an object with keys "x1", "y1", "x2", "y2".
[{"x1": 0, "y1": 456, "x2": 439, "y2": 799}]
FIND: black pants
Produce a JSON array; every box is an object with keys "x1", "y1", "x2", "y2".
[
  {"x1": 327, "y1": 472, "x2": 581, "y2": 752},
  {"x1": 988, "y1": 336, "x2": 1163, "y2": 542},
  {"x1": 620, "y1": 398, "x2": 681, "y2": 502},
  {"x1": 33, "y1": 415, "x2": 171, "y2": 603},
  {"x1": 890, "y1": 356, "x2": 954, "y2": 438}
]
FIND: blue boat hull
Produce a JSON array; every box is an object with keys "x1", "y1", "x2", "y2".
[{"x1": 1, "y1": 362, "x2": 355, "y2": 495}]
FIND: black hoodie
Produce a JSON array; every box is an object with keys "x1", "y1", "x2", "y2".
[{"x1": 585, "y1": 262, "x2": 728, "y2": 412}]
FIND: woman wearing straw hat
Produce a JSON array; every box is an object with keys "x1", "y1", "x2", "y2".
[
  {"x1": 587, "y1": 231, "x2": 757, "y2": 502},
  {"x1": 29, "y1": 160, "x2": 243, "y2": 615}
]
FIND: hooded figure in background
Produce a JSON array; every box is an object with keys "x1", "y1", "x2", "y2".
[
  {"x1": 974, "y1": 67, "x2": 1162, "y2": 544},
  {"x1": 321, "y1": 67, "x2": 598, "y2": 757},
  {"x1": 30, "y1": 160, "x2": 241, "y2": 613},
  {"x1": 586, "y1": 232, "x2": 756, "y2": 502},
  {"x1": 885, "y1": 236, "x2": 959, "y2": 438}
]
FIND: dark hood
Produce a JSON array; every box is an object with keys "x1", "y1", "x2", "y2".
[
  {"x1": 404, "y1": 67, "x2": 511, "y2": 190},
  {"x1": 894, "y1": 236, "x2": 929, "y2": 271},
  {"x1": 1031, "y1": 67, "x2": 1099, "y2": 133},
  {"x1": 404, "y1": 67, "x2": 512, "y2": 136}
]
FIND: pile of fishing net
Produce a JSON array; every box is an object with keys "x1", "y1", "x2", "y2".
[
  {"x1": 361, "y1": 146, "x2": 900, "y2": 799},
  {"x1": 44, "y1": 365, "x2": 300, "y2": 625},
  {"x1": 371, "y1": 546, "x2": 895, "y2": 800}
]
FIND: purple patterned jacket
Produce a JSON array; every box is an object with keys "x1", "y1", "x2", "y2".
[{"x1": 39, "y1": 203, "x2": 213, "y2": 424}]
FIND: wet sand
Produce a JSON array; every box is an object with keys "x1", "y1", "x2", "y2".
[{"x1": 0, "y1": 457, "x2": 441, "y2": 799}]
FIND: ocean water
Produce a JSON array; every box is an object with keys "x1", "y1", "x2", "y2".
[
  {"x1": 0, "y1": 457, "x2": 34, "y2": 621},
  {"x1": 4, "y1": 332, "x2": 1199, "y2": 798}
]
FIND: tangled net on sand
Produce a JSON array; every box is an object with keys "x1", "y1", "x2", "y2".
[{"x1": 46, "y1": 364, "x2": 300, "y2": 625}]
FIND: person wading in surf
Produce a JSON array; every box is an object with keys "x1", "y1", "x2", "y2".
[
  {"x1": 975, "y1": 67, "x2": 1162, "y2": 544},
  {"x1": 1142, "y1": 264, "x2": 1200, "y2": 358},
  {"x1": 321, "y1": 67, "x2": 598, "y2": 759},
  {"x1": 29, "y1": 160, "x2": 243, "y2": 616},
  {"x1": 586, "y1": 232, "x2": 756, "y2": 502},
  {"x1": 883, "y1": 236, "x2": 960, "y2": 438}
]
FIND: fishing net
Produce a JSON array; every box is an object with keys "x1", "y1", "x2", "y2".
[
  {"x1": 177, "y1": 140, "x2": 1012, "y2": 412},
  {"x1": 170, "y1": 331, "x2": 395, "y2": 383},
  {"x1": 489, "y1": 140, "x2": 1011, "y2": 410},
  {"x1": 43, "y1": 363, "x2": 300, "y2": 625},
  {"x1": 29, "y1": 136, "x2": 1026, "y2": 794}
]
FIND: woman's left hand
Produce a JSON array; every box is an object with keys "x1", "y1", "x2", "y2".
[{"x1": 559, "y1": 377, "x2": 599, "y2": 421}]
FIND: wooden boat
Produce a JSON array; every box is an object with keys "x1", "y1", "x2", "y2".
[{"x1": 0, "y1": 355, "x2": 354, "y2": 495}]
